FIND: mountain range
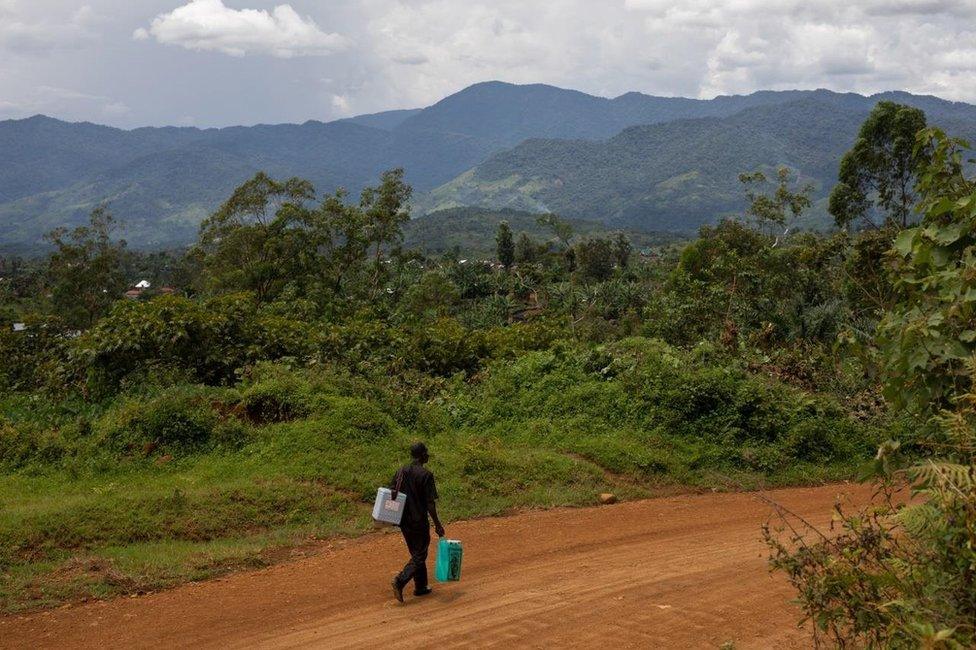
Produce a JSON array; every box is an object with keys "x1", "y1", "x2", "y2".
[{"x1": 3, "y1": 81, "x2": 976, "y2": 251}]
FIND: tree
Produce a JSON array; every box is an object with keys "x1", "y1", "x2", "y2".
[
  {"x1": 576, "y1": 237, "x2": 615, "y2": 282},
  {"x1": 738, "y1": 166, "x2": 813, "y2": 237},
  {"x1": 360, "y1": 168, "x2": 412, "y2": 292},
  {"x1": 828, "y1": 101, "x2": 928, "y2": 230},
  {"x1": 198, "y1": 172, "x2": 315, "y2": 301},
  {"x1": 514, "y1": 232, "x2": 537, "y2": 264},
  {"x1": 197, "y1": 170, "x2": 411, "y2": 307},
  {"x1": 536, "y1": 213, "x2": 574, "y2": 249},
  {"x1": 298, "y1": 188, "x2": 369, "y2": 301},
  {"x1": 613, "y1": 233, "x2": 632, "y2": 268},
  {"x1": 496, "y1": 221, "x2": 515, "y2": 269},
  {"x1": 767, "y1": 129, "x2": 976, "y2": 647},
  {"x1": 44, "y1": 207, "x2": 128, "y2": 328}
]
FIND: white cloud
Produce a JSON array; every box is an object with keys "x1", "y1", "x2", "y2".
[
  {"x1": 102, "y1": 101, "x2": 130, "y2": 117},
  {"x1": 5, "y1": 0, "x2": 976, "y2": 126},
  {"x1": 0, "y1": 1, "x2": 95, "y2": 52},
  {"x1": 135, "y1": 0, "x2": 348, "y2": 58},
  {"x1": 327, "y1": 0, "x2": 976, "y2": 118},
  {"x1": 0, "y1": 84, "x2": 128, "y2": 120},
  {"x1": 330, "y1": 94, "x2": 351, "y2": 115}
]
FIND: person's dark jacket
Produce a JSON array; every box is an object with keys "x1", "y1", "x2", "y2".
[{"x1": 390, "y1": 461, "x2": 438, "y2": 529}]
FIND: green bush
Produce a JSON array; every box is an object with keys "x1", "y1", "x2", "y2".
[
  {"x1": 402, "y1": 318, "x2": 488, "y2": 376},
  {"x1": 322, "y1": 397, "x2": 395, "y2": 441},
  {"x1": 238, "y1": 377, "x2": 311, "y2": 424},
  {"x1": 73, "y1": 293, "x2": 317, "y2": 392},
  {"x1": 0, "y1": 421, "x2": 69, "y2": 469},
  {"x1": 454, "y1": 337, "x2": 877, "y2": 476},
  {"x1": 94, "y1": 387, "x2": 226, "y2": 454}
]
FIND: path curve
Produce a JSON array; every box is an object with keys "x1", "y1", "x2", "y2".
[{"x1": 0, "y1": 483, "x2": 872, "y2": 649}]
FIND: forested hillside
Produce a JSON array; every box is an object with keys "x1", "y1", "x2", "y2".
[
  {"x1": 426, "y1": 95, "x2": 976, "y2": 231},
  {"x1": 4, "y1": 82, "x2": 976, "y2": 250}
]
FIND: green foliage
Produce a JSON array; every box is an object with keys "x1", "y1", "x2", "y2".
[
  {"x1": 399, "y1": 270, "x2": 461, "y2": 320},
  {"x1": 495, "y1": 220, "x2": 514, "y2": 269},
  {"x1": 877, "y1": 130, "x2": 976, "y2": 411},
  {"x1": 402, "y1": 208, "x2": 679, "y2": 260},
  {"x1": 767, "y1": 128, "x2": 976, "y2": 648},
  {"x1": 514, "y1": 231, "x2": 541, "y2": 264},
  {"x1": 93, "y1": 387, "x2": 227, "y2": 454},
  {"x1": 197, "y1": 172, "x2": 315, "y2": 302},
  {"x1": 612, "y1": 233, "x2": 632, "y2": 268},
  {"x1": 73, "y1": 293, "x2": 316, "y2": 391},
  {"x1": 536, "y1": 213, "x2": 575, "y2": 249},
  {"x1": 829, "y1": 101, "x2": 929, "y2": 229},
  {"x1": 841, "y1": 226, "x2": 899, "y2": 319},
  {"x1": 44, "y1": 207, "x2": 128, "y2": 328},
  {"x1": 657, "y1": 220, "x2": 848, "y2": 348},
  {"x1": 0, "y1": 314, "x2": 73, "y2": 392},
  {"x1": 196, "y1": 169, "x2": 411, "y2": 307},
  {"x1": 738, "y1": 166, "x2": 813, "y2": 235},
  {"x1": 575, "y1": 237, "x2": 616, "y2": 282},
  {"x1": 402, "y1": 318, "x2": 488, "y2": 376},
  {"x1": 238, "y1": 375, "x2": 311, "y2": 424}
]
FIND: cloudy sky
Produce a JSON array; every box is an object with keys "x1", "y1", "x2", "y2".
[{"x1": 2, "y1": 0, "x2": 975, "y2": 128}]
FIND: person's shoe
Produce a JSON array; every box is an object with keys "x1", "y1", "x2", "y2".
[
  {"x1": 391, "y1": 578, "x2": 404, "y2": 603},
  {"x1": 414, "y1": 586, "x2": 433, "y2": 597}
]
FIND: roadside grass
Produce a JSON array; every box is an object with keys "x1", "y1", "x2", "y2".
[{"x1": 0, "y1": 340, "x2": 885, "y2": 613}]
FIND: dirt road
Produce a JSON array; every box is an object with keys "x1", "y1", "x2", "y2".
[{"x1": 0, "y1": 483, "x2": 872, "y2": 649}]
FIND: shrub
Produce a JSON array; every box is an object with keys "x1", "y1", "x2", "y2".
[
  {"x1": 402, "y1": 318, "x2": 488, "y2": 376},
  {"x1": 0, "y1": 315, "x2": 75, "y2": 392},
  {"x1": 323, "y1": 397, "x2": 395, "y2": 441},
  {"x1": 238, "y1": 377, "x2": 311, "y2": 424},
  {"x1": 73, "y1": 293, "x2": 317, "y2": 393},
  {"x1": 0, "y1": 421, "x2": 69, "y2": 469},
  {"x1": 94, "y1": 387, "x2": 226, "y2": 454}
]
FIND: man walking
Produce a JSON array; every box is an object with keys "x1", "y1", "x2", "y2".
[{"x1": 391, "y1": 442, "x2": 445, "y2": 602}]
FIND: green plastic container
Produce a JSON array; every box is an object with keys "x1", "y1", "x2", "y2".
[{"x1": 435, "y1": 539, "x2": 463, "y2": 582}]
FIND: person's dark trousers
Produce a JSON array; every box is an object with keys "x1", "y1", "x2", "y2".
[{"x1": 396, "y1": 524, "x2": 431, "y2": 592}]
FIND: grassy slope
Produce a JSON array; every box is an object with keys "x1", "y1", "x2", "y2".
[{"x1": 0, "y1": 341, "x2": 880, "y2": 613}]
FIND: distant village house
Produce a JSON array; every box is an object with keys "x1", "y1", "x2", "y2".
[{"x1": 124, "y1": 280, "x2": 176, "y2": 300}]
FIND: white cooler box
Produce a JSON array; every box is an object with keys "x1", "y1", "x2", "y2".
[{"x1": 372, "y1": 487, "x2": 407, "y2": 525}]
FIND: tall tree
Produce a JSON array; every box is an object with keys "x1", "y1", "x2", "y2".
[
  {"x1": 536, "y1": 213, "x2": 574, "y2": 250},
  {"x1": 44, "y1": 207, "x2": 128, "y2": 328},
  {"x1": 828, "y1": 101, "x2": 928, "y2": 230},
  {"x1": 361, "y1": 168, "x2": 412, "y2": 293},
  {"x1": 298, "y1": 188, "x2": 370, "y2": 300},
  {"x1": 197, "y1": 172, "x2": 315, "y2": 301},
  {"x1": 613, "y1": 233, "x2": 632, "y2": 268},
  {"x1": 496, "y1": 221, "x2": 515, "y2": 269},
  {"x1": 576, "y1": 237, "x2": 615, "y2": 282},
  {"x1": 738, "y1": 166, "x2": 813, "y2": 237},
  {"x1": 515, "y1": 232, "x2": 539, "y2": 264}
]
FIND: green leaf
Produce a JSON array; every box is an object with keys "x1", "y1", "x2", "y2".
[
  {"x1": 894, "y1": 229, "x2": 918, "y2": 257},
  {"x1": 932, "y1": 222, "x2": 965, "y2": 245},
  {"x1": 928, "y1": 197, "x2": 957, "y2": 217},
  {"x1": 908, "y1": 346, "x2": 930, "y2": 370},
  {"x1": 930, "y1": 246, "x2": 951, "y2": 267}
]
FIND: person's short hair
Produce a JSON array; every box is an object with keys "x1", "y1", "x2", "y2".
[{"x1": 410, "y1": 442, "x2": 429, "y2": 460}]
